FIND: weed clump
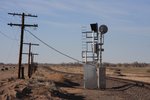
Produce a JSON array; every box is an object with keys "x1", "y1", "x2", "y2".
[
  {"x1": 5, "y1": 67, "x2": 8, "y2": 70},
  {"x1": 147, "y1": 69, "x2": 150, "y2": 73}
]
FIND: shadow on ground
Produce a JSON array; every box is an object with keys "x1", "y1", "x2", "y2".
[
  {"x1": 108, "y1": 83, "x2": 150, "y2": 91},
  {"x1": 54, "y1": 79, "x2": 84, "y2": 100},
  {"x1": 54, "y1": 79, "x2": 80, "y2": 88},
  {"x1": 109, "y1": 83, "x2": 135, "y2": 91},
  {"x1": 51, "y1": 90, "x2": 84, "y2": 100}
]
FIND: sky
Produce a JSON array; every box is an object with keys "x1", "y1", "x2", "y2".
[{"x1": 0, "y1": 0, "x2": 150, "y2": 64}]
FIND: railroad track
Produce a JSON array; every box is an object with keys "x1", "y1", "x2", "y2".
[
  {"x1": 42, "y1": 66, "x2": 82, "y2": 76},
  {"x1": 107, "y1": 76, "x2": 150, "y2": 89},
  {"x1": 42, "y1": 66, "x2": 150, "y2": 89}
]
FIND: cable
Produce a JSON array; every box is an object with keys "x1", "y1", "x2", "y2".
[
  {"x1": 25, "y1": 29, "x2": 96, "y2": 66},
  {"x1": 4, "y1": 39, "x2": 16, "y2": 63},
  {"x1": 0, "y1": 17, "x2": 7, "y2": 23},
  {"x1": 0, "y1": 31, "x2": 18, "y2": 63},
  {"x1": 12, "y1": 0, "x2": 28, "y2": 14},
  {"x1": 0, "y1": 30, "x2": 19, "y2": 41},
  {"x1": 25, "y1": 29, "x2": 82, "y2": 63}
]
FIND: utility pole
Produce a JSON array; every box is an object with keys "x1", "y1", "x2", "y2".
[
  {"x1": 8, "y1": 13, "x2": 38, "y2": 79},
  {"x1": 30, "y1": 53, "x2": 38, "y2": 76},
  {"x1": 23, "y1": 43, "x2": 39, "y2": 78}
]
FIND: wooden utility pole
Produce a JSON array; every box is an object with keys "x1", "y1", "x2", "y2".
[
  {"x1": 8, "y1": 13, "x2": 38, "y2": 79},
  {"x1": 30, "y1": 53, "x2": 38, "y2": 77},
  {"x1": 23, "y1": 43, "x2": 39, "y2": 78}
]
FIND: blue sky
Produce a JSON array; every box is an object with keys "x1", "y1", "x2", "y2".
[{"x1": 0, "y1": 0, "x2": 150, "y2": 63}]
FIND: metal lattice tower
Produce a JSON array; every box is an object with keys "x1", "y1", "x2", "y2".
[
  {"x1": 82, "y1": 27, "x2": 99, "y2": 64},
  {"x1": 82, "y1": 23, "x2": 108, "y2": 89}
]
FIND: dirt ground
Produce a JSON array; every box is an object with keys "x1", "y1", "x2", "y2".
[{"x1": 0, "y1": 64, "x2": 150, "y2": 100}]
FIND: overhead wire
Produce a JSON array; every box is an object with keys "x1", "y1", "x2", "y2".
[
  {"x1": 25, "y1": 29, "x2": 83, "y2": 63},
  {"x1": 0, "y1": 17, "x2": 8, "y2": 23},
  {"x1": 0, "y1": 1, "x2": 38, "y2": 63},
  {"x1": 12, "y1": 0, "x2": 28, "y2": 14},
  {"x1": 0, "y1": 2, "x2": 89, "y2": 65},
  {"x1": 0, "y1": 30, "x2": 19, "y2": 41},
  {"x1": 4, "y1": 39, "x2": 17, "y2": 63},
  {"x1": 0, "y1": 2, "x2": 22, "y2": 41}
]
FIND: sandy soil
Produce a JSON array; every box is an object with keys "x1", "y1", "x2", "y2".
[
  {"x1": 106, "y1": 66, "x2": 150, "y2": 83},
  {"x1": 0, "y1": 65, "x2": 150, "y2": 100}
]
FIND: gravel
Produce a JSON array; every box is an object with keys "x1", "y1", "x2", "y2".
[{"x1": 83, "y1": 78, "x2": 150, "y2": 100}]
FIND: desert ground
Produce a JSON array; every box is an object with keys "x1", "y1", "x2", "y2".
[{"x1": 0, "y1": 63, "x2": 150, "y2": 100}]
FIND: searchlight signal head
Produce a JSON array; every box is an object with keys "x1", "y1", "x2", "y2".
[
  {"x1": 99, "y1": 25, "x2": 108, "y2": 34},
  {"x1": 90, "y1": 23, "x2": 98, "y2": 33}
]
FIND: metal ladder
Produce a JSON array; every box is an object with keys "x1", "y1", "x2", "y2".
[{"x1": 82, "y1": 27, "x2": 98, "y2": 64}]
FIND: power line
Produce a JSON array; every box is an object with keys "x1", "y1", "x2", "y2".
[
  {"x1": 4, "y1": 39, "x2": 16, "y2": 63},
  {"x1": 0, "y1": 17, "x2": 8, "y2": 23},
  {"x1": 0, "y1": 31, "x2": 18, "y2": 63},
  {"x1": 0, "y1": 30, "x2": 18, "y2": 41},
  {"x1": 12, "y1": 0, "x2": 28, "y2": 14},
  {"x1": 25, "y1": 29, "x2": 82, "y2": 63}
]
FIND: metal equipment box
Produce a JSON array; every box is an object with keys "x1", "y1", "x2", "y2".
[{"x1": 83, "y1": 64, "x2": 97, "y2": 89}]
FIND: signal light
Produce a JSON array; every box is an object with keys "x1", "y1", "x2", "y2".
[
  {"x1": 99, "y1": 25, "x2": 108, "y2": 34},
  {"x1": 90, "y1": 23, "x2": 98, "y2": 33}
]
